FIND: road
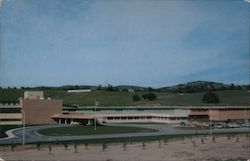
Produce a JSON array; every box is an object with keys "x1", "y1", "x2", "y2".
[{"x1": 0, "y1": 124, "x2": 249, "y2": 145}]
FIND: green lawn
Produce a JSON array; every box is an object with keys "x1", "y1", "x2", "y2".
[
  {"x1": 37, "y1": 125, "x2": 157, "y2": 136},
  {"x1": 0, "y1": 125, "x2": 22, "y2": 138}
]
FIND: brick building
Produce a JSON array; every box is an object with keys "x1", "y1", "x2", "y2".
[{"x1": 21, "y1": 99, "x2": 62, "y2": 124}]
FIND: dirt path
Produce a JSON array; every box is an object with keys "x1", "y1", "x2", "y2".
[{"x1": 1, "y1": 135, "x2": 250, "y2": 161}]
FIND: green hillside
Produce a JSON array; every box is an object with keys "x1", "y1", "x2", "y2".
[{"x1": 0, "y1": 89, "x2": 249, "y2": 106}]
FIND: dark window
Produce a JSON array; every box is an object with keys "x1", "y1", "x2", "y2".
[
  {"x1": 0, "y1": 119, "x2": 21, "y2": 121},
  {"x1": 0, "y1": 108, "x2": 21, "y2": 113}
]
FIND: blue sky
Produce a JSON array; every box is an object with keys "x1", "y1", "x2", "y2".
[{"x1": 0, "y1": 0, "x2": 249, "y2": 88}]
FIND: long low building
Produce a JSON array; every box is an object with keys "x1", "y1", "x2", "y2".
[
  {"x1": 61, "y1": 107, "x2": 190, "y2": 124},
  {"x1": 60, "y1": 106, "x2": 250, "y2": 124}
]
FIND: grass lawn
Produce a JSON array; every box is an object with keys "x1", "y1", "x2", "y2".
[
  {"x1": 0, "y1": 125, "x2": 22, "y2": 138},
  {"x1": 1, "y1": 89, "x2": 249, "y2": 106},
  {"x1": 37, "y1": 125, "x2": 157, "y2": 136},
  {"x1": 117, "y1": 122, "x2": 166, "y2": 125}
]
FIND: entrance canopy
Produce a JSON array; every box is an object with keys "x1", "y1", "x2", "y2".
[{"x1": 52, "y1": 113, "x2": 96, "y2": 125}]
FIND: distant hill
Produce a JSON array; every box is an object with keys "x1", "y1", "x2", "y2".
[
  {"x1": 1, "y1": 80, "x2": 249, "y2": 93},
  {"x1": 115, "y1": 85, "x2": 147, "y2": 91},
  {"x1": 31, "y1": 85, "x2": 98, "y2": 90},
  {"x1": 0, "y1": 81, "x2": 249, "y2": 106},
  {"x1": 158, "y1": 81, "x2": 246, "y2": 93}
]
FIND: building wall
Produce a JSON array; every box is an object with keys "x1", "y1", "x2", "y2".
[
  {"x1": 210, "y1": 109, "x2": 250, "y2": 121},
  {"x1": 0, "y1": 113, "x2": 22, "y2": 125},
  {"x1": 189, "y1": 106, "x2": 250, "y2": 121},
  {"x1": 0, "y1": 103, "x2": 22, "y2": 125},
  {"x1": 21, "y1": 99, "x2": 62, "y2": 125},
  {"x1": 190, "y1": 109, "x2": 209, "y2": 116},
  {"x1": 96, "y1": 113, "x2": 188, "y2": 124}
]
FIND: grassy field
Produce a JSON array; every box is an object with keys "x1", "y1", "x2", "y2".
[
  {"x1": 37, "y1": 125, "x2": 157, "y2": 136},
  {"x1": 0, "y1": 89, "x2": 249, "y2": 106}
]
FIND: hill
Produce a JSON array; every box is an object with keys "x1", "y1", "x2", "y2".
[
  {"x1": 158, "y1": 81, "x2": 244, "y2": 93},
  {"x1": 0, "y1": 89, "x2": 249, "y2": 106}
]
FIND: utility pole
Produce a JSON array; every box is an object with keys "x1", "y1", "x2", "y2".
[
  {"x1": 21, "y1": 109, "x2": 25, "y2": 145},
  {"x1": 94, "y1": 99, "x2": 99, "y2": 131},
  {"x1": 209, "y1": 106, "x2": 212, "y2": 136}
]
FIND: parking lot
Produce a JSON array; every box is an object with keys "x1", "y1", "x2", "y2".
[{"x1": 179, "y1": 120, "x2": 250, "y2": 129}]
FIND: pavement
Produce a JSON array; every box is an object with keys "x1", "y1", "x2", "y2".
[{"x1": 0, "y1": 124, "x2": 249, "y2": 145}]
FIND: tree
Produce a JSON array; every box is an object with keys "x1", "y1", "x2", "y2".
[
  {"x1": 106, "y1": 84, "x2": 115, "y2": 91},
  {"x1": 147, "y1": 92, "x2": 157, "y2": 101},
  {"x1": 202, "y1": 92, "x2": 220, "y2": 103},
  {"x1": 97, "y1": 85, "x2": 102, "y2": 90},
  {"x1": 142, "y1": 94, "x2": 148, "y2": 100},
  {"x1": 36, "y1": 143, "x2": 41, "y2": 151},
  {"x1": 142, "y1": 92, "x2": 157, "y2": 101},
  {"x1": 132, "y1": 94, "x2": 141, "y2": 102},
  {"x1": 64, "y1": 144, "x2": 68, "y2": 150},
  {"x1": 147, "y1": 87, "x2": 153, "y2": 91},
  {"x1": 230, "y1": 83, "x2": 235, "y2": 90},
  {"x1": 74, "y1": 144, "x2": 78, "y2": 153}
]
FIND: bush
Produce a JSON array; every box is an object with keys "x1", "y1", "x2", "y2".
[
  {"x1": 142, "y1": 92, "x2": 157, "y2": 101},
  {"x1": 132, "y1": 94, "x2": 141, "y2": 102},
  {"x1": 202, "y1": 92, "x2": 220, "y2": 103}
]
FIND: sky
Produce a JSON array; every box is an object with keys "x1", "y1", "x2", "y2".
[{"x1": 0, "y1": 0, "x2": 249, "y2": 88}]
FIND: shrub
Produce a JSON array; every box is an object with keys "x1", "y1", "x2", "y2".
[
  {"x1": 202, "y1": 92, "x2": 220, "y2": 103},
  {"x1": 132, "y1": 94, "x2": 141, "y2": 101},
  {"x1": 142, "y1": 92, "x2": 157, "y2": 101}
]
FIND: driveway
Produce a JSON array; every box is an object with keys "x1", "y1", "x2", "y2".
[{"x1": 0, "y1": 124, "x2": 249, "y2": 145}]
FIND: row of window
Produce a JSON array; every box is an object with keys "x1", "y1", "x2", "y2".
[
  {"x1": 106, "y1": 116, "x2": 187, "y2": 120},
  {"x1": 0, "y1": 102, "x2": 19, "y2": 105},
  {"x1": 192, "y1": 108, "x2": 250, "y2": 112},
  {"x1": 0, "y1": 108, "x2": 21, "y2": 113},
  {"x1": 0, "y1": 119, "x2": 22, "y2": 121}
]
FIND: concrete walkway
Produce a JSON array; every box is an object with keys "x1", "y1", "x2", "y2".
[{"x1": 0, "y1": 124, "x2": 249, "y2": 145}]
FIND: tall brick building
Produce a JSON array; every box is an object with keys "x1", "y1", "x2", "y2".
[{"x1": 21, "y1": 91, "x2": 63, "y2": 125}]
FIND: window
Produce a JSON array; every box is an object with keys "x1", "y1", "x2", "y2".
[
  {"x1": 0, "y1": 119, "x2": 21, "y2": 121},
  {"x1": 0, "y1": 108, "x2": 21, "y2": 113}
]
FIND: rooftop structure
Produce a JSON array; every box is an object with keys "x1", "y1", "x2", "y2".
[
  {"x1": 67, "y1": 89, "x2": 91, "y2": 93},
  {"x1": 24, "y1": 91, "x2": 44, "y2": 100}
]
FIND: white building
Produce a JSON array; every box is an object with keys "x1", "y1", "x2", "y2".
[{"x1": 61, "y1": 106, "x2": 190, "y2": 124}]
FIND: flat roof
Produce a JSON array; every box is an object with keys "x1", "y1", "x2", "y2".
[
  {"x1": 52, "y1": 113, "x2": 95, "y2": 119},
  {"x1": 63, "y1": 105, "x2": 250, "y2": 111}
]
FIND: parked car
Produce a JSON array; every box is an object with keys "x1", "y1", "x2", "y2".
[
  {"x1": 241, "y1": 122, "x2": 250, "y2": 127},
  {"x1": 179, "y1": 121, "x2": 194, "y2": 127},
  {"x1": 70, "y1": 121, "x2": 80, "y2": 125},
  {"x1": 226, "y1": 122, "x2": 240, "y2": 128},
  {"x1": 214, "y1": 123, "x2": 224, "y2": 129}
]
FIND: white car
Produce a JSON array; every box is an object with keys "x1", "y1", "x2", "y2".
[
  {"x1": 226, "y1": 123, "x2": 240, "y2": 128},
  {"x1": 241, "y1": 122, "x2": 250, "y2": 127},
  {"x1": 214, "y1": 124, "x2": 223, "y2": 129}
]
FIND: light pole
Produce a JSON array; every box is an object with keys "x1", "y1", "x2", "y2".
[
  {"x1": 94, "y1": 99, "x2": 99, "y2": 131},
  {"x1": 209, "y1": 107, "x2": 212, "y2": 136},
  {"x1": 21, "y1": 109, "x2": 25, "y2": 145}
]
